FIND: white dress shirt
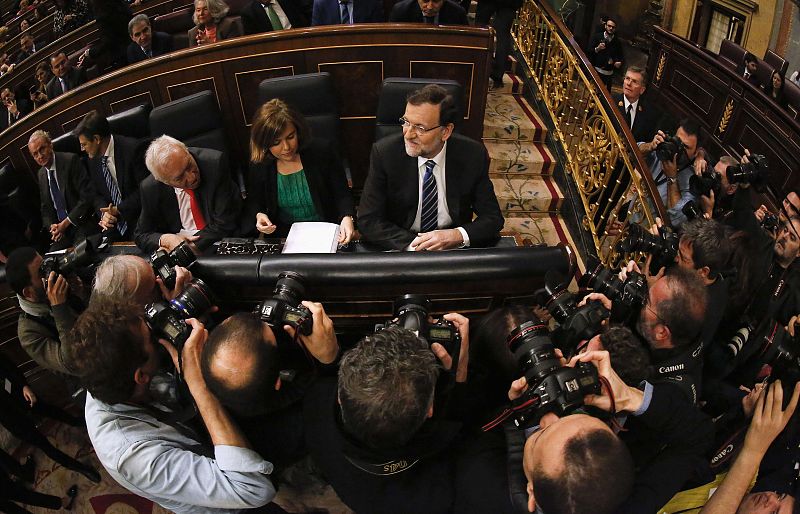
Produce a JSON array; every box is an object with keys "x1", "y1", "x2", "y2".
[
  {"x1": 103, "y1": 135, "x2": 119, "y2": 183},
  {"x1": 173, "y1": 187, "x2": 199, "y2": 235},
  {"x1": 623, "y1": 96, "x2": 639, "y2": 128}
]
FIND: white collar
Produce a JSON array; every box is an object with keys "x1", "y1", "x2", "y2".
[{"x1": 417, "y1": 140, "x2": 447, "y2": 171}]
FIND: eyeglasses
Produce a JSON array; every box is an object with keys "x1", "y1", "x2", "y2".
[
  {"x1": 399, "y1": 117, "x2": 442, "y2": 135},
  {"x1": 644, "y1": 294, "x2": 669, "y2": 330}
]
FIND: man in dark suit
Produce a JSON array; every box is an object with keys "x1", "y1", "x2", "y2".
[
  {"x1": 135, "y1": 135, "x2": 241, "y2": 253},
  {"x1": 311, "y1": 0, "x2": 383, "y2": 25},
  {"x1": 389, "y1": 0, "x2": 467, "y2": 25},
  {"x1": 613, "y1": 66, "x2": 661, "y2": 143},
  {"x1": 126, "y1": 14, "x2": 173, "y2": 65},
  {"x1": 28, "y1": 130, "x2": 94, "y2": 250},
  {"x1": 240, "y1": 0, "x2": 309, "y2": 33},
  {"x1": 736, "y1": 52, "x2": 760, "y2": 87},
  {"x1": 0, "y1": 88, "x2": 32, "y2": 130},
  {"x1": 14, "y1": 33, "x2": 38, "y2": 65},
  {"x1": 358, "y1": 84, "x2": 503, "y2": 251},
  {"x1": 45, "y1": 52, "x2": 87, "y2": 100},
  {"x1": 74, "y1": 111, "x2": 148, "y2": 242}
]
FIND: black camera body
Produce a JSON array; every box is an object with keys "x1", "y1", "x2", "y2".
[
  {"x1": 689, "y1": 171, "x2": 721, "y2": 199},
  {"x1": 40, "y1": 236, "x2": 110, "y2": 278},
  {"x1": 656, "y1": 134, "x2": 689, "y2": 168},
  {"x1": 761, "y1": 211, "x2": 780, "y2": 233},
  {"x1": 581, "y1": 258, "x2": 648, "y2": 309},
  {"x1": 538, "y1": 271, "x2": 610, "y2": 354},
  {"x1": 375, "y1": 294, "x2": 462, "y2": 368},
  {"x1": 617, "y1": 223, "x2": 679, "y2": 267},
  {"x1": 257, "y1": 271, "x2": 313, "y2": 336},
  {"x1": 682, "y1": 200, "x2": 704, "y2": 221},
  {"x1": 727, "y1": 154, "x2": 769, "y2": 192},
  {"x1": 506, "y1": 321, "x2": 601, "y2": 427},
  {"x1": 144, "y1": 278, "x2": 215, "y2": 351},
  {"x1": 150, "y1": 241, "x2": 197, "y2": 289}
]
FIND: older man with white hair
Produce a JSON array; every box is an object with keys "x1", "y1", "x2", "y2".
[{"x1": 135, "y1": 135, "x2": 240, "y2": 253}]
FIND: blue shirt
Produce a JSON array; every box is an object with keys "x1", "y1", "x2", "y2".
[
  {"x1": 648, "y1": 153, "x2": 696, "y2": 227},
  {"x1": 85, "y1": 391, "x2": 275, "y2": 513}
]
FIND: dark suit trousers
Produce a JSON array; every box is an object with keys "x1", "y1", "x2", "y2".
[
  {"x1": 476, "y1": 2, "x2": 517, "y2": 82},
  {"x1": 0, "y1": 472, "x2": 62, "y2": 512}
]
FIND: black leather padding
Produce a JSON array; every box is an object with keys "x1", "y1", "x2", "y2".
[
  {"x1": 257, "y1": 72, "x2": 340, "y2": 146},
  {"x1": 51, "y1": 132, "x2": 81, "y2": 154},
  {"x1": 374, "y1": 77, "x2": 463, "y2": 141},
  {"x1": 108, "y1": 103, "x2": 152, "y2": 139},
  {"x1": 149, "y1": 90, "x2": 227, "y2": 153}
]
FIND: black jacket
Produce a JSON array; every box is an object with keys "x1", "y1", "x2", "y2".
[
  {"x1": 37, "y1": 152, "x2": 93, "y2": 228},
  {"x1": 240, "y1": 0, "x2": 309, "y2": 33},
  {"x1": 388, "y1": 0, "x2": 468, "y2": 24},
  {"x1": 588, "y1": 30, "x2": 624, "y2": 72},
  {"x1": 612, "y1": 93, "x2": 661, "y2": 143},
  {"x1": 45, "y1": 67, "x2": 87, "y2": 100},
  {"x1": 242, "y1": 138, "x2": 354, "y2": 237},
  {"x1": 126, "y1": 31, "x2": 174, "y2": 64},
  {"x1": 0, "y1": 98, "x2": 32, "y2": 131}
]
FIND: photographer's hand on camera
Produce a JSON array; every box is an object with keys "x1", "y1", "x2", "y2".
[
  {"x1": 639, "y1": 130, "x2": 666, "y2": 154},
  {"x1": 283, "y1": 301, "x2": 340, "y2": 365},
  {"x1": 573, "y1": 350, "x2": 645, "y2": 414},
  {"x1": 45, "y1": 271, "x2": 69, "y2": 306},
  {"x1": 157, "y1": 266, "x2": 194, "y2": 301},
  {"x1": 158, "y1": 233, "x2": 200, "y2": 252},
  {"x1": 432, "y1": 313, "x2": 470, "y2": 383}
]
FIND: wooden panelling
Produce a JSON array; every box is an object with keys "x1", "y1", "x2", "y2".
[
  {"x1": 648, "y1": 27, "x2": 800, "y2": 206},
  {"x1": 1, "y1": 25, "x2": 493, "y2": 193}
]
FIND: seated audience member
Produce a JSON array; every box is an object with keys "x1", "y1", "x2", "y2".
[
  {"x1": 638, "y1": 119, "x2": 701, "y2": 227},
  {"x1": 388, "y1": 0, "x2": 468, "y2": 25},
  {"x1": 188, "y1": 0, "x2": 243, "y2": 47},
  {"x1": 5, "y1": 247, "x2": 81, "y2": 375},
  {"x1": 19, "y1": 18, "x2": 31, "y2": 32},
  {"x1": 15, "y1": 33, "x2": 38, "y2": 64},
  {"x1": 765, "y1": 70, "x2": 788, "y2": 109},
  {"x1": 201, "y1": 306, "x2": 338, "y2": 464},
  {"x1": 91, "y1": 254, "x2": 192, "y2": 304},
  {"x1": 311, "y1": 0, "x2": 383, "y2": 25},
  {"x1": 28, "y1": 130, "x2": 94, "y2": 250},
  {"x1": 699, "y1": 381, "x2": 799, "y2": 513},
  {"x1": 45, "y1": 51, "x2": 87, "y2": 100},
  {"x1": 135, "y1": 135, "x2": 241, "y2": 253},
  {"x1": 30, "y1": 61, "x2": 52, "y2": 108},
  {"x1": 359, "y1": 84, "x2": 503, "y2": 250},
  {"x1": 738, "y1": 52, "x2": 759, "y2": 86},
  {"x1": 0, "y1": 27, "x2": 8, "y2": 45},
  {"x1": 126, "y1": 13, "x2": 173, "y2": 63},
  {"x1": 240, "y1": 0, "x2": 308, "y2": 33},
  {"x1": 516, "y1": 350, "x2": 713, "y2": 514},
  {"x1": 69, "y1": 300, "x2": 276, "y2": 513},
  {"x1": 74, "y1": 110, "x2": 148, "y2": 241},
  {"x1": 0, "y1": 352, "x2": 99, "y2": 488},
  {"x1": 1, "y1": 87, "x2": 32, "y2": 130},
  {"x1": 304, "y1": 321, "x2": 513, "y2": 513},
  {"x1": 53, "y1": 0, "x2": 92, "y2": 38},
  {"x1": 244, "y1": 99, "x2": 355, "y2": 242}
]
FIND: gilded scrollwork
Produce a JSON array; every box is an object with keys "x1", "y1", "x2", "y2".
[{"x1": 511, "y1": 0, "x2": 660, "y2": 266}]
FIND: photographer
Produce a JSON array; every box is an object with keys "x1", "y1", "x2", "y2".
[
  {"x1": 638, "y1": 119, "x2": 702, "y2": 227},
  {"x1": 91, "y1": 254, "x2": 192, "y2": 304},
  {"x1": 69, "y1": 300, "x2": 275, "y2": 513},
  {"x1": 6, "y1": 247, "x2": 81, "y2": 375},
  {"x1": 304, "y1": 319, "x2": 513, "y2": 513},
  {"x1": 200, "y1": 304, "x2": 339, "y2": 466},
  {"x1": 698, "y1": 156, "x2": 740, "y2": 221},
  {"x1": 515, "y1": 350, "x2": 714, "y2": 514}
]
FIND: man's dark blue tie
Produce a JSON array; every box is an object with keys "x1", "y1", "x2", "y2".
[
  {"x1": 47, "y1": 168, "x2": 69, "y2": 222},
  {"x1": 102, "y1": 156, "x2": 127, "y2": 235},
  {"x1": 340, "y1": 0, "x2": 350, "y2": 24},
  {"x1": 420, "y1": 159, "x2": 438, "y2": 233}
]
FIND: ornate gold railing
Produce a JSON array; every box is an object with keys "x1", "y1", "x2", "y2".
[{"x1": 512, "y1": 0, "x2": 666, "y2": 265}]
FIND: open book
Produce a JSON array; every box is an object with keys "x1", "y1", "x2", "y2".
[{"x1": 282, "y1": 222, "x2": 340, "y2": 253}]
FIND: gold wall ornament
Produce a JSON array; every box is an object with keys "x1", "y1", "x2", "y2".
[
  {"x1": 717, "y1": 98, "x2": 735, "y2": 135},
  {"x1": 511, "y1": 0, "x2": 664, "y2": 266},
  {"x1": 655, "y1": 52, "x2": 666, "y2": 85}
]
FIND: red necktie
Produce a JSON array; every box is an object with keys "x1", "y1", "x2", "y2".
[{"x1": 184, "y1": 189, "x2": 206, "y2": 230}]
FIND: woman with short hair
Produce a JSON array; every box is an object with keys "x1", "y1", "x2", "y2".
[{"x1": 188, "y1": 0, "x2": 243, "y2": 46}]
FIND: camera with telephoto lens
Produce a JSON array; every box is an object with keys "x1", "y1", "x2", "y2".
[
  {"x1": 40, "y1": 235, "x2": 111, "y2": 278},
  {"x1": 580, "y1": 258, "x2": 648, "y2": 309},
  {"x1": 150, "y1": 241, "x2": 197, "y2": 289},
  {"x1": 537, "y1": 270, "x2": 610, "y2": 354},
  {"x1": 726, "y1": 154, "x2": 769, "y2": 192},
  {"x1": 656, "y1": 134, "x2": 690, "y2": 168},
  {"x1": 757, "y1": 320, "x2": 800, "y2": 407},
  {"x1": 144, "y1": 278, "x2": 216, "y2": 351},
  {"x1": 375, "y1": 294, "x2": 462, "y2": 369},
  {"x1": 689, "y1": 171, "x2": 722, "y2": 199},
  {"x1": 761, "y1": 211, "x2": 780, "y2": 233},
  {"x1": 258, "y1": 271, "x2": 313, "y2": 336},
  {"x1": 617, "y1": 223, "x2": 679, "y2": 264},
  {"x1": 682, "y1": 200, "x2": 704, "y2": 221},
  {"x1": 505, "y1": 321, "x2": 601, "y2": 428}
]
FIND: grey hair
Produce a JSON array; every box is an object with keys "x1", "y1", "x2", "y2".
[
  {"x1": 128, "y1": 14, "x2": 150, "y2": 36},
  {"x1": 92, "y1": 255, "x2": 149, "y2": 301},
  {"x1": 145, "y1": 135, "x2": 187, "y2": 182},
  {"x1": 193, "y1": 0, "x2": 230, "y2": 24},
  {"x1": 28, "y1": 129, "x2": 51, "y2": 145}
]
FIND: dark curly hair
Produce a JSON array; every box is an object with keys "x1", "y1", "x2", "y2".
[
  {"x1": 68, "y1": 300, "x2": 148, "y2": 404},
  {"x1": 599, "y1": 326, "x2": 651, "y2": 385}
]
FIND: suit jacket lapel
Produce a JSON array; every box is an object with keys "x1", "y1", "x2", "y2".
[
  {"x1": 404, "y1": 152, "x2": 420, "y2": 229},
  {"x1": 55, "y1": 153, "x2": 71, "y2": 210},
  {"x1": 444, "y1": 142, "x2": 459, "y2": 220},
  {"x1": 159, "y1": 180, "x2": 182, "y2": 230}
]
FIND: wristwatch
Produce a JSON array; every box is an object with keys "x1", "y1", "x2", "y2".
[{"x1": 666, "y1": 177, "x2": 677, "y2": 185}]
